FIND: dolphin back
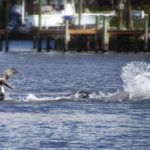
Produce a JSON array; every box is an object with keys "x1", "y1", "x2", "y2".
[{"x1": 106, "y1": 91, "x2": 129, "y2": 101}]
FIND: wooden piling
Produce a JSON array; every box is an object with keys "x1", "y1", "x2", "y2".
[
  {"x1": 64, "y1": 19, "x2": 70, "y2": 51},
  {"x1": 56, "y1": 26, "x2": 60, "y2": 50},
  {"x1": 102, "y1": 16, "x2": 110, "y2": 51},
  {"x1": 95, "y1": 15, "x2": 99, "y2": 52},
  {"x1": 5, "y1": 0, "x2": 9, "y2": 52},
  {"x1": 37, "y1": 0, "x2": 42, "y2": 52},
  {"x1": 86, "y1": 36, "x2": 90, "y2": 51},
  {"x1": 79, "y1": 0, "x2": 83, "y2": 27},
  {"x1": 126, "y1": 0, "x2": 133, "y2": 30},
  {"x1": 32, "y1": 34, "x2": 37, "y2": 49},
  {"x1": 46, "y1": 36, "x2": 50, "y2": 52},
  {"x1": 144, "y1": 14, "x2": 149, "y2": 51},
  {"x1": 21, "y1": 0, "x2": 25, "y2": 24},
  {"x1": 37, "y1": 37, "x2": 42, "y2": 52},
  {"x1": 118, "y1": 7, "x2": 123, "y2": 29}
]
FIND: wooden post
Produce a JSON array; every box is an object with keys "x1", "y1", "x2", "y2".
[
  {"x1": 32, "y1": 34, "x2": 37, "y2": 49},
  {"x1": 57, "y1": 25, "x2": 63, "y2": 50},
  {"x1": 144, "y1": 14, "x2": 149, "y2": 51},
  {"x1": 5, "y1": 1, "x2": 9, "y2": 52},
  {"x1": 37, "y1": 0, "x2": 42, "y2": 52},
  {"x1": 86, "y1": 36, "x2": 90, "y2": 51},
  {"x1": 117, "y1": 0, "x2": 125, "y2": 29},
  {"x1": 126, "y1": 0, "x2": 132, "y2": 30},
  {"x1": 64, "y1": 19, "x2": 70, "y2": 51},
  {"x1": 78, "y1": 0, "x2": 83, "y2": 27},
  {"x1": 21, "y1": 0, "x2": 25, "y2": 24},
  {"x1": 118, "y1": 9, "x2": 123, "y2": 29},
  {"x1": 102, "y1": 16, "x2": 110, "y2": 51},
  {"x1": 46, "y1": 36, "x2": 50, "y2": 52},
  {"x1": 95, "y1": 15, "x2": 99, "y2": 52},
  {"x1": 56, "y1": 25, "x2": 63, "y2": 50},
  {"x1": 38, "y1": 0, "x2": 42, "y2": 29},
  {"x1": 56, "y1": 26, "x2": 59, "y2": 50}
]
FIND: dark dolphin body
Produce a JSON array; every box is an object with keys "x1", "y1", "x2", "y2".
[
  {"x1": 0, "y1": 68, "x2": 18, "y2": 101},
  {"x1": 75, "y1": 90, "x2": 91, "y2": 99}
]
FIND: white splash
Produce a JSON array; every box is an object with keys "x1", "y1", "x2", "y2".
[
  {"x1": 26, "y1": 94, "x2": 39, "y2": 101},
  {"x1": 121, "y1": 61, "x2": 150, "y2": 99},
  {"x1": 24, "y1": 93, "x2": 70, "y2": 102}
]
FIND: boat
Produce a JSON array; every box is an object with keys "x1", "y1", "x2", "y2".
[{"x1": 24, "y1": 0, "x2": 115, "y2": 28}]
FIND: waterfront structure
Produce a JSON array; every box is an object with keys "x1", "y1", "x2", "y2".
[{"x1": 0, "y1": 0, "x2": 149, "y2": 52}]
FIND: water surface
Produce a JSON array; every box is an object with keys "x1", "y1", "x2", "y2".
[{"x1": 0, "y1": 47, "x2": 150, "y2": 149}]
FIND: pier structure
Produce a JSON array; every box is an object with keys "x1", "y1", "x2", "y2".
[
  {"x1": 1, "y1": 16, "x2": 148, "y2": 52},
  {"x1": 0, "y1": 0, "x2": 149, "y2": 52},
  {"x1": 32, "y1": 13, "x2": 114, "y2": 52}
]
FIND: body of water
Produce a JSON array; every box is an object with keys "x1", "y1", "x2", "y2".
[{"x1": 0, "y1": 45, "x2": 150, "y2": 149}]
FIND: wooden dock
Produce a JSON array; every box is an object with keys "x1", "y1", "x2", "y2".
[
  {"x1": 0, "y1": 0, "x2": 148, "y2": 52},
  {"x1": 30, "y1": 27, "x2": 143, "y2": 36},
  {"x1": 0, "y1": 26, "x2": 148, "y2": 52}
]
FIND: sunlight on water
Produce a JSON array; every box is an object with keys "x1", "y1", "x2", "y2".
[{"x1": 121, "y1": 61, "x2": 150, "y2": 99}]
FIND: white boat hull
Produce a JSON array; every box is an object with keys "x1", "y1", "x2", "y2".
[{"x1": 25, "y1": 12, "x2": 115, "y2": 27}]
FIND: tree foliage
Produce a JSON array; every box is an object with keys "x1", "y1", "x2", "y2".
[{"x1": 91, "y1": 0, "x2": 150, "y2": 13}]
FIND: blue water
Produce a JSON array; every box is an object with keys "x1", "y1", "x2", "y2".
[{"x1": 0, "y1": 46, "x2": 150, "y2": 149}]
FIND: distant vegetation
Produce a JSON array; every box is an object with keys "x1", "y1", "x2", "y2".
[{"x1": 91, "y1": 0, "x2": 150, "y2": 13}]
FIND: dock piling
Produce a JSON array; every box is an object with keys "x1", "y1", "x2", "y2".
[
  {"x1": 78, "y1": 0, "x2": 83, "y2": 27},
  {"x1": 37, "y1": 0, "x2": 42, "y2": 52},
  {"x1": 46, "y1": 36, "x2": 50, "y2": 52},
  {"x1": 32, "y1": 35, "x2": 37, "y2": 49},
  {"x1": 102, "y1": 16, "x2": 110, "y2": 51},
  {"x1": 64, "y1": 19, "x2": 70, "y2": 51},
  {"x1": 95, "y1": 15, "x2": 99, "y2": 52},
  {"x1": 144, "y1": 14, "x2": 149, "y2": 51},
  {"x1": 37, "y1": 36, "x2": 42, "y2": 52}
]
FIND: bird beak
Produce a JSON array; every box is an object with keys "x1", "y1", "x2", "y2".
[
  {"x1": 0, "y1": 80, "x2": 13, "y2": 89},
  {"x1": 4, "y1": 82, "x2": 13, "y2": 89}
]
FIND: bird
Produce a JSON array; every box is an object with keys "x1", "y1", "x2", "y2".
[{"x1": 0, "y1": 67, "x2": 18, "y2": 101}]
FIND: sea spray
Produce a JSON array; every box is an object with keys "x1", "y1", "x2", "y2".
[
  {"x1": 26, "y1": 94, "x2": 39, "y2": 101},
  {"x1": 121, "y1": 61, "x2": 150, "y2": 99}
]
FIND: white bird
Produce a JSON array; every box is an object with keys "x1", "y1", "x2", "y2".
[{"x1": 0, "y1": 67, "x2": 18, "y2": 101}]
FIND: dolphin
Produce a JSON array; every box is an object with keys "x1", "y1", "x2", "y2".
[
  {"x1": 0, "y1": 67, "x2": 18, "y2": 101},
  {"x1": 74, "y1": 90, "x2": 91, "y2": 99},
  {"x1": 105, "y1": 91, "x2": 129, "y2": 101},
  {"x1": 74, "y1": 90, "x2": 129, "y2": 101}
]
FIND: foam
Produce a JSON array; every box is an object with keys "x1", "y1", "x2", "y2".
[{"x1": 121, "y1": 61, "x2": 150, "y2": 99}]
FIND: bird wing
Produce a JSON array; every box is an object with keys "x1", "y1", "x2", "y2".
[{"x1": 1, "y1": 67, "x2": 18, "y2": 81}]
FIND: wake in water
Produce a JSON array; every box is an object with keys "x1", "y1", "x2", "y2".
[
  {"x1": 5, "y1": 61, "x2": 150, "y2": 103},
  {"x1": 5, "y1": 90, "x2": 129, "y2": 103}
]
